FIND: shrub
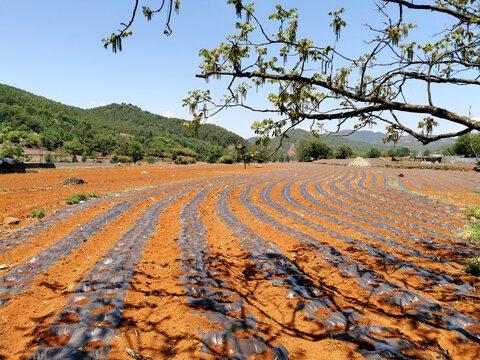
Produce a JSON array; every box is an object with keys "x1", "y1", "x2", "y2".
[
  {"x1": 23, "y1": 133, "x2": 40, "y2": 148},
  {"x1": 7, "y1": 131, "x2": 20, "y2": 143},
  {"x1": 384, "y1": 148, "x2": 396, "y2": 157},
  {"x1": 66, "y1": 194, "x2": 88, "y2": 205},
  {"x1": 146, "y1": 156, "x2": 156, "y2": 164},
  {"x1": 206, "y1": 145, "x2": 224, "y2": 163},
  {"x1": 0, "y1": 143, "x2": 23, "y2": 159},
  {"x1": 113, "y1": 155, "x2": 132, "y2": 163},
  {"x1": 31, "y1": 208, "x2": 45, "y2": 219},
  {"x1": 65, "y1": 193, "x2": 99, "y2": 205},
  {"x1": 44, "y1": 152, "x2": 53, "y2": 163},
  {"x1": 218, "y1": 155, "x2": 235, "y2": 164},
  {"x1": 187, "y1": 158, "x2": 196, "y2": 164},
  {"x1": 174, "y1": 157, "x2": 189, "y2": 165},
  {"x1": 128, "y1": 141, "x2": 143, "y2": 163},
  {"x1": 170, "y1": 146, "x2": 197, "y2": 158},
  {"x1": 396, "y1": 147, "x2": 411, "y2": 157},
  {"x1": 465, "y1": 257, "x2": 480, "y2": 276}
]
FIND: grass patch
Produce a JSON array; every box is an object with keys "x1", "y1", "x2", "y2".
[
  {"x1": 31, "y1": 208, "x2": 45, "y2": 219},
  {"x1": 65, "y1": 193, "x2": 99, "y2": 205},
  {"x1": 465, "y1": 256, "x2": 480, "y2": 276},
  {"x1": 461, "y1": 221, "x2": 480, "y2": 241},
  {"x1": 466, "y1": 205, "x2": 480, "y2": 219},
  {"x1": 107, "y1": 188, "x2": 142, "y2": 197},
  {"x1": 461, "y1": 205, "x2": 480, "y2": 242}
]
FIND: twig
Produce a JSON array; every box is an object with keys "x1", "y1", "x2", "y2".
[{"x1": 126, "y1": 348, "x2": 153, "y2": 360}]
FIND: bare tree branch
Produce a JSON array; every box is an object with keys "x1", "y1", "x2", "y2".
[{"x1": 385, "y1": 0, "x2": 475, "y2": 22}]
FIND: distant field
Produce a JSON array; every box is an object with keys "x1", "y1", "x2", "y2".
[{"x1": 1, "y1": 163, "x2": 480, "y2": 359}]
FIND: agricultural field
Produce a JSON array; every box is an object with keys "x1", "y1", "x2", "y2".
[{"x1": 1, "y1": 163, "x2": 480, "y2": 359}]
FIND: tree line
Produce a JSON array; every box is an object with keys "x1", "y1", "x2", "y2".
[{"x1": 295, "y1": 135, "x2": 480, "y2": 162}]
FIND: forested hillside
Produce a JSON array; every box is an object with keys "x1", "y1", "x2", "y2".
[
  {"x1": 0, "y1": 84, "x2": 246, "y2": 162},
  {"x1": 88, "y1": 104, "x2": 246, "y2": 158}
]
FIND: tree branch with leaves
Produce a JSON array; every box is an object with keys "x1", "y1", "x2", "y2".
[{"x1": 106, "y1": 0, "x2": 480, "y2": 154}]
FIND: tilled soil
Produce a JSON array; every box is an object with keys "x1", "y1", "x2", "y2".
[{"x1": 0, "y1": 163, "x2": 480, "y2": 359}]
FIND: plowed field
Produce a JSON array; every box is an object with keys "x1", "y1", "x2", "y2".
[{"x1": 1, "y1": 163, "x2": 480, "y2": 359}]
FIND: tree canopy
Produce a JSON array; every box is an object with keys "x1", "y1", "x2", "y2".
[
  {"x1": 107, "y1": 0, "x2": 480, "y2": 151},
  {"x1": 334, "y1": 144, "x2": 356, "y2": 159},
  {"x1": 451, "y1": 132, "x2": 480, "y2": 157},
  {"x1": 296, "y1": 138, "x2": 333, "y2": 162}
]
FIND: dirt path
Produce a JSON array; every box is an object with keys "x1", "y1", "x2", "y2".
[{"x1": 0, "y1": 164, "x2": 480, "y2": 359}]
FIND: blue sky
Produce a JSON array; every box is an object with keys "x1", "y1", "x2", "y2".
[{"x1": 0, "y1": 1, "x2": 477, "y2": 138}]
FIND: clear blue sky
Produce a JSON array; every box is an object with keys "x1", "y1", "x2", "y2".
[{"x1": 0, "y1": 1, "x2": 477, "y2": 138}]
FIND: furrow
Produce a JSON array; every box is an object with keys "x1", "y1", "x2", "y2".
[
  {"x1": 242, "y1": 179, "x2": 480, "y2": 347},
  {"x1": 271, "y1": 179, "x2": 480, "y2": 303},
  {"x1": 373, "y1": 170, "x2": 459, "y2": 214},
  {"x1": 0, "y1": 182, "x2": 196, "y2": 306},
  {"x1": 177, "y1": 183, "x2": 290, "y2": 360},
  {"x1": 345, "y1": 170, "x2": 461, "y2": 231},
  {"x1": 217, "y1": 181, "x2": 420, "y2": 360},
  {"x1": 27, "y1": 184, "x2": 198, "y2": 359},
  {"x1": 309, "y1": 170, "x2": 475, "y2": 255}
]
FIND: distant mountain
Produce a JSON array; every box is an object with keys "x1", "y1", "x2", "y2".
[
  {"x1": 248, "y1": 128, "x2": 455, "y2": 155},
  {"x1": 336, "y1": 130, "x2": 455, "y2": 151},
  {"x1": 0, "y1": 83, "x2": 246, "y2": 161}
]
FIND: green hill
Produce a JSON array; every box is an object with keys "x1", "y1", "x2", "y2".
[
  {"x1": 0, "y1": 83, "x2": 246, "y2": 162},
  {"x1": 87, "y1": 103, "x2": 245, "y2": 155}
]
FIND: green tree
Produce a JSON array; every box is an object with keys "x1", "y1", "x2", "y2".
[
  {"x1": 23, "y1": 133, "x2": 40, "y2": 148},
  {"x1": 108, "y1": 1, "x2": 480, "y2": 150},
  {"x1": 235, "y1": 144, "x2": 254, "y2": 169},
  {"x1": 334, "y1": 144, "x2": 355, "y2": 159},
  {"x1": 296, "y1": 138, "x2": 332, "y2": 162},
  {"x1": 0, "y1": 143, "x2": 23, "y2": 159},
  {"x1": 40, "y1": 130, "x2": 62, "y2": 150},
  {"x1": 366, "y1": 148, "x2": 382, "y2": 158},
  {"x1": 442, "y1": 145, "x2": 456, "y2": 156},
  {"x1": 65, "y1": 137, "x2": 85, "y2": 162},
  {"x1": 7, "y1": 131, "x2": 20, "y2": 143},
  {"x1": 206, "y1": 145, "x2": 224, "y2": 163},
  {"x1": 218, "y1": 155, "x2": 235, "y2": 164},
  {"x1": 453, "y1": 133, "x2": 480, "y2": 157},
  {"x1": 128, "y1": 141, "x2": 144, "y2": 162},
  {"x1": 384, "y1": 148, "x2": 396, "y2": 157},
  {"x1": 396, "y1": 147, "x2": 411, "y2": 157}
]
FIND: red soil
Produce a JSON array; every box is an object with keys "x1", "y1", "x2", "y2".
[{"x1": 0, "y1": 163, "x2": 479, "y2": 359}]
